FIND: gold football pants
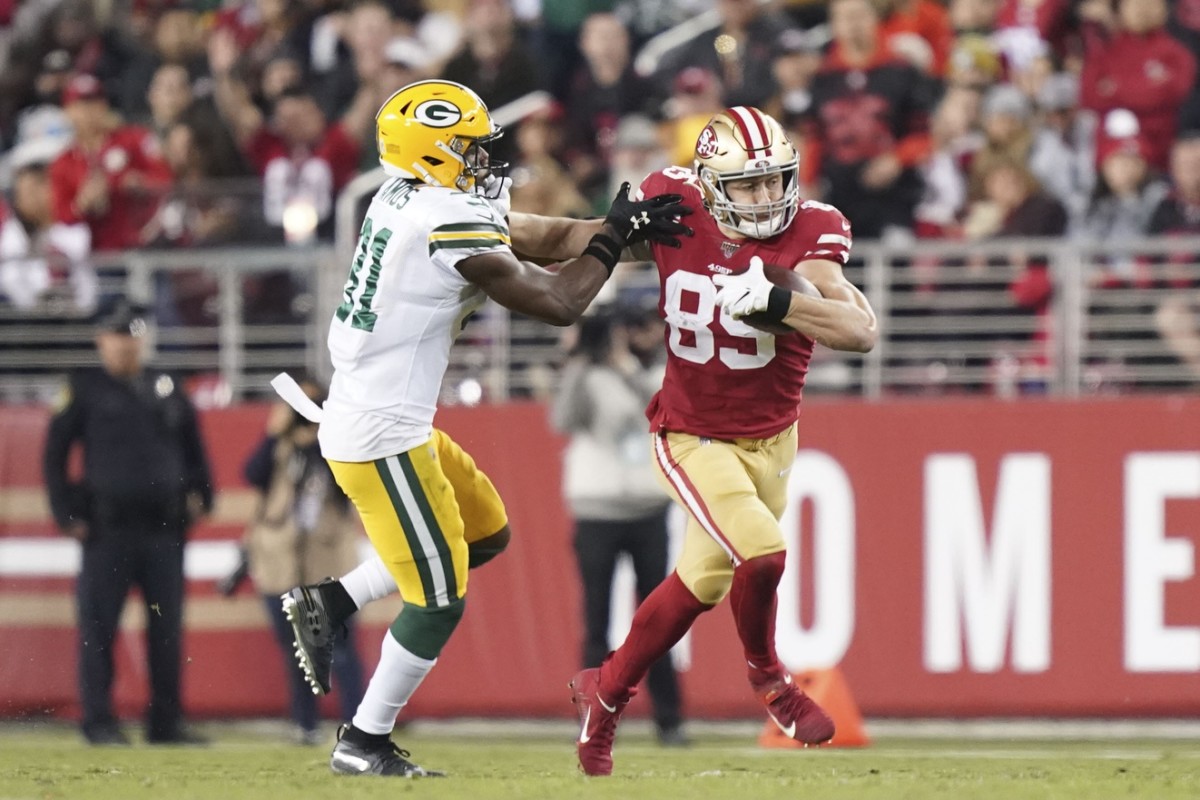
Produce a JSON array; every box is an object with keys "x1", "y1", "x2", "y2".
[
  {"x1": 327, "y1": 429, "x2": 508, "y2": 609},
  {"x1": 650, "y1": 424, "x2": 797, "y2": 604}
]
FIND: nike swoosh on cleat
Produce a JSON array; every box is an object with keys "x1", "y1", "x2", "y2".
[
  {"x1": 598, "y1": 696, "x2": 617, "y2": 713},
  {"x1": 332, "y1": 752, "x2": 371, "y2": 772},
  {"x1": 579, "y1": 707, "x2": 592, "y2": 744},
  {"x1": 769, "y1": 711, "x2": 797, "y2": 740}
]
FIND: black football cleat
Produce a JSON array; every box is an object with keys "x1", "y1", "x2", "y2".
[
  {"x1": 281, "y1": 579, "x2": 338, "y2": 695},
  {"x1": 329, "y1": 725, "x2": 444, "y2": 777}
]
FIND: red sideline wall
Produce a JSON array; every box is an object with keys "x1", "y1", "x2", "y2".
[{"x1": 2, "y1": 397, "x2": 1199, "y2": 721}]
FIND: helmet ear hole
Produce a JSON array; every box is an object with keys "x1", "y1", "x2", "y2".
[{"x1": 423, "y1": 156, "x2": 444, "y2": 166}]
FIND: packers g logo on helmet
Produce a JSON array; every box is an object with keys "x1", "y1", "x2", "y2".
[
  {"x1": 375, "y1": 80, "x2": 503, "y2": 192},
  {"x1": 413, "y1": 99, "x2": 462, "y2": 128}
]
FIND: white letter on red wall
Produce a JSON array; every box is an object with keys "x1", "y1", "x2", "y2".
[
  {"x1": 1125, "y1": 453, "x2": 1200, "y2": 672},
  {"x1": 775, "y1": 450, "x2": 855, "y2": 671},
  {"x1": 924, "y1": 454, "x2": 1051, "y2": 673}
]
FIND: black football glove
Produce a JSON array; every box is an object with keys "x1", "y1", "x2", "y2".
[{"x1": 603, "y1": 182, "x2": 694, "y2": 249}]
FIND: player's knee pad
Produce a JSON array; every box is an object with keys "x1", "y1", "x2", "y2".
[
  {"x1": 389, "y1": 598, "x2": 466, "y2": 660},
  {"x1": 468, "y1": 525, "x2": 511, "y2": 569},
  {"x1": 734, "y1": 550, "x2": 786, "y2": 590},
  {"x1": 680, "y1": 568, "x2": 734, "y2": 606}
]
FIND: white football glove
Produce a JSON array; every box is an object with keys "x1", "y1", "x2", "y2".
[
  {"x1": 713, "y1": 256, "x2": 773, "y2": 319},
  {"x1": 480, "y1": 174, "x2": 512, "y2": 219}
]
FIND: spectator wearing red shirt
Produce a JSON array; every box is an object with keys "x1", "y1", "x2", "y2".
[
  {"x1": 1081, "y1": 0, "x2": 1196, "y2": 172},
  {"x1": 49, "y1": 74, "x2": 173, "y2": 252},
  {"x1": 879, "y1": 0, "x2": 954, "y2": 75},
  {"x1": 247, "y1": 89, "x2": 363, "y2": 241},
  {"x1": 209, "y1": 32, "x2": 376, "y2": 241}
]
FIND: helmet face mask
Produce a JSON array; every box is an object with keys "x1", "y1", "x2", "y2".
[
  {"x1": 375, "y1": 80, "x2": 508, "y2": 193},
  {"x1": 694, "y1": 107, "x2": 800, "y2": 239},
  {"x1": 458, "y1": 133, "x2": 509, "y2": 197}
]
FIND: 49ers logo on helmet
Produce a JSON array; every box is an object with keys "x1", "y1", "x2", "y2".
[
  {"x1": 696, "y1": 125, "x2": 718, "y2": 159},
  {"x1": 413, "y1": 99, "x2": 463, "y2": 128}
]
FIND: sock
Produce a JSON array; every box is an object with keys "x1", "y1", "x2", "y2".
[
  {"x1": 340, "y1": 556, "x2": 398, "y2": 610},
  {"x1": 350, "y1": 630, "x2": 436, "y2": 735},
  {"x1": 600, "y1": 572, "x2": 711, "y2": 700},
  {"x1": 729, "y1": 551, "x2": 787, "y2": 680},
  {"x1": 340, "y1": 724, "x2": 391, "y2": 749}
]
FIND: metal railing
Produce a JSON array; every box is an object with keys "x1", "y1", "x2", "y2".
[
  {"x1": 854, "y1": 237, "x2": 1200, "y2": 397},
  {"x1": 0, "y1": 246, "x2": 334, "y2": 403},
  {"x1": 3, "y1": 236, "x2": 1199, "y2": 403}
]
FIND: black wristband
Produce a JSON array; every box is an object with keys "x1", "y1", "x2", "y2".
[
  {"x1": 583, "y1": 232, "x2": 622, "y2": 275},
  {"x1": 763, "y1": 286, "x2": 792, "y2": 325}
]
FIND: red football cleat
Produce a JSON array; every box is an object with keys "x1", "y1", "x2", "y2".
[
  {"x1": 569, "y1": 668, "x2": 633, "y2": 776},
  {"x1": 752, "y1": 671, "x2": 835, "y2": 745}
]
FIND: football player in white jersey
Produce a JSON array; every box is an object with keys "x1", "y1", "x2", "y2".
[{"x1": 279, "y1": 80, "x2": 691, "y2": 778}]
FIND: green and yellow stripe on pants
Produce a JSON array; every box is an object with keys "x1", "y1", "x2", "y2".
[{"x1": 328, "y1": 441, "x2": 469, "y2": 609}]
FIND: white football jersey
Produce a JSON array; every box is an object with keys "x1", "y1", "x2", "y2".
[{"x1": 318, "y1": 178, "x2": 510, "y2": 461}]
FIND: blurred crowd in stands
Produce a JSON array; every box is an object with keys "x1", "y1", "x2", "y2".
[{"x1": 2, "y1": 0, "x2": 1200, "y2": 388}]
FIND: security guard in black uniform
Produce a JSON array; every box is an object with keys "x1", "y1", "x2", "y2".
[{"x1": 42, "y1": 300, "x2": 214, "y2": 746}]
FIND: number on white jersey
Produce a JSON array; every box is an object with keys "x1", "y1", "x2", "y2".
[
  {"x1": 337, "y1": 216, "x2": 392, "y2": 332},
  {"x1": 663, "y1": 271, "x2": 775, "y2": 369}
]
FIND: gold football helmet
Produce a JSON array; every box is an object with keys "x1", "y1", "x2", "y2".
[
  {"x1": 694, "y1": 106, "x2": 800, "y2": 239},
  {"x1": 375, "y1": 80, "x2": 504, "y2": 192}
]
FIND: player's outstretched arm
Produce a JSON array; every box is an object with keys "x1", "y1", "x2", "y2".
[
  {"x1": 714, "y1": 257, "x2": 878, "y2": 352},
  {"x1": 507, "y1": 213, "x2": 604, "y2": 262},
  {"x1": 458, "y1": 184, "x2": 692, "y2": 326},
  {"x1": 456, "y1": 248, "x2": 612, "y2": 326},
  {"x1": 507, "y1": 184, "x2": 693, "y2": 262}
]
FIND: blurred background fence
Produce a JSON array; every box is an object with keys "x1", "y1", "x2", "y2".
[{"x1": 5, "y1": 233, "x2": 1200, "y2": 404}]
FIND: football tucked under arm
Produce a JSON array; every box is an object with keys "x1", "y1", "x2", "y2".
[
  {"x1": 740, "y1": 265, "x2": 823, "y2": 335},
  {"x1": 782, "y1": 260, "x2": 878, "y2": 352},
  {"x1": 714, "y1": 257, "x2": 877, "y2": 351}
]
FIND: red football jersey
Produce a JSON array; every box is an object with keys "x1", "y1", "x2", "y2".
[
  {"x1": 641, "y1": 167, "x2": 852, "y2": 440},
  {"x1": 49, "y1": 125, "x2": 172, "y2": 252}
]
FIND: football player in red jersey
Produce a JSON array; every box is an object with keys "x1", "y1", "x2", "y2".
[{"x1": 560, "y1": 106, "x2": 878, "y2": 776}]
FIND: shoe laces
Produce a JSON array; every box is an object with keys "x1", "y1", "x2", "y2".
[
  {"x1": 383, "y1": 741, "x2": 414, "y2": 763},
  {"x1": 766, "y1": 681, "x2": 809, "y2": 721}
]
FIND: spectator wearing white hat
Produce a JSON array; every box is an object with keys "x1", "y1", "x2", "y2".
[{"x1": 1, "y1": 141, "x2": 96, "y2": 313}]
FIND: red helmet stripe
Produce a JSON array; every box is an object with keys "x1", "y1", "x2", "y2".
[{"x1": 728, "y1": 106, "x2": 773, "y2": 158}]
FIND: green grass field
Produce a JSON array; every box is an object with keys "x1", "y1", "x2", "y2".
[{"x1": 2, "y1": 722, "x2": 1197, "y2": 800}]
